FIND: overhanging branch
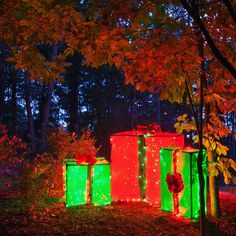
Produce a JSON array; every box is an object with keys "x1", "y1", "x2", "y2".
[{"x1": 180, "y1": 0, "x2": 236, "y2": 79}]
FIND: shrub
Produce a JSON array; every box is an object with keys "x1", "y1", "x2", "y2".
[
  {"x1": 0, "y1": 123, "x2": 26, "y2": 192},
  {"x1": 48, "y1": 128, "x2": 99, "y2": 161},
  {"x1": 20, "y1": 153, "x2": 57, "y2": 215},
  {"x1": 20, "y1": 128, "x2": 99, "y2": 215},
  {"x1": 47, "y1": 128, "x2": 99, "y2": 196},
  {"x1": 0, "y1": 123, "x2": 26, "y2": 165}
]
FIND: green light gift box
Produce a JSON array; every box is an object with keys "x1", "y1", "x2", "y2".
[
  {"x1": 160, "y1": 147, "x2": 207, "y2": 219},
  {"x1": 64, "y1": 157, "x2": 111, "y2": 207}
]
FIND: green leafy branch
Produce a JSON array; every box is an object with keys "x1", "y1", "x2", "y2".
[
  {"x1": 174, "y1": 113, "x2": 236, "y2": 185},
  {"x1": 208, "y1": 157, "x2": 236, "y2": 185}
]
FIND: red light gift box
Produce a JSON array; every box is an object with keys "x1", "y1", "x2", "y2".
[{"x1": 110, "y1": 124, "x2": 184, "y2": 204}]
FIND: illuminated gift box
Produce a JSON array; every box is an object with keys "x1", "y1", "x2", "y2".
[
  {"x1": 65, "y1": 157, "x2": 111, "y2": 207},
  {"x1": 110, "y1": 128, "x2": 184, "y2": 204},
  {"x1": 160, "y1": 147, "x2": 207, "y2": 219}
]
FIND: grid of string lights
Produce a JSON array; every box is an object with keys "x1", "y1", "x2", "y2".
[
  {"x1": 160, "y1": 147, "x2": 207, "y2": 219},
  {"x1": 110, "y1": 130, "x2": 184, "y2": 204},
  {"x1": 64, "y1": 158, "x2": 111, "y2": 207}
]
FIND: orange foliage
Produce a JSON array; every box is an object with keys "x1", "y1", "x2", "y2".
[
  {"x1": 47, "y1": 128, "x2": 99, "y2": 161},
  {"x1": 20, "y1": 128, "x2": 99, "y2": 214}
]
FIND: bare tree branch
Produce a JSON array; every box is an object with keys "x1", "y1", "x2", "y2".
[{"x1": 180, "y1": 0, "x2": 236, "y2": 79}]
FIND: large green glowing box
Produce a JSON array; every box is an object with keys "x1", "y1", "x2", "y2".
[
  {"x1": 160, "y1": 147, "x2": 207, "y2": 219},
  {"x1": 65, "y1": 158, "x2": 111, "y2": 207}
]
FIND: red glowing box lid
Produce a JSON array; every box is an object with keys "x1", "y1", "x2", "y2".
[{"x1": 111, "y1": 130, "x2": 184, "y2": 137}]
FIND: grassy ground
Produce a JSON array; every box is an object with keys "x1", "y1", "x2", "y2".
[{"x1": 0, "y1": 191, "x2": 236, "y2": 236}]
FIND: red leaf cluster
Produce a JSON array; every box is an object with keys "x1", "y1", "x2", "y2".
[
  {"x1": 0, "y1": 123, "x2": 26, "y2": 164},
  {"x1": 75, "y1": 153, "x2": 97, "y2": 165}
]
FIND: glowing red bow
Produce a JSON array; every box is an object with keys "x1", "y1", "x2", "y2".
[
  {"x1": 166, "y1": 172, "x2": 184, "y2": 194},
  {"x1": 75, "y1": 153, "x2": 97, "y2": 165}
]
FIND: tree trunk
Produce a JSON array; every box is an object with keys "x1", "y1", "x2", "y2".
[
  {"x1": 40, "y1": 81, "x2": 55, "y2": 152},
  {"x1": 11, "y1": 69, "x2": 17, "y2": 130},
  {"x1": 232, "y1": 112, "x2": 236, "y2": 158},
  {"x1": 208, "y1": 151, "x2": 221, "y2": 217},
  {"x1": 204, "y1": 103, "x2": 221, "y2": 217},
  {"x1": 24, "y1": 73, "x2": 36, "y2": 156},
  {"x1": 131, "y1": 86, "x2": 136, "y2": 128},
  {"x1": 198, "y1": 35, "x2": 206, "y2": 236},
  {"x1": 156, "y1": 93, "x2": 161, "y2": 125},
  {"x1": 69, "y1": 75, "x2": 79, "y2": 134},
  {"x1": 185, "y1": 63, "x2": 206, "y2": 235},
  {"x1": 39, "y1": 44, "x2": 58, "y2": 152},
  {"x1": 192, "y1": 3, "x2": 207, "y2": 231},
  {"x1": 0, "y1": 59, "x2": 6, "y2": 122}
]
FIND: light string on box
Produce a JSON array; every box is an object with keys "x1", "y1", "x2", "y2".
[{"x1": 65, "y1": 158, "x2": 111, "y2": 207}]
